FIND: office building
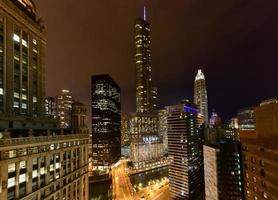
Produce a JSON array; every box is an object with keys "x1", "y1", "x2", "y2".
[
  {"x1": 91, "y1": 74, "x2": 121, "y2": 174},
  {"x1": 237, "y1": 107, "x2": 255, "y2": 131},
  {"x1": 194, "y1": 69, "x2": 208, "y2": 125},
  {"x1": 241, "y1": 99, "x2": 278, "y2": 200},
  {"x1": 166, "y1": 100, "x2": 204, "y2": 200},
  {"x1": 0, "y1": 1, "x2": 89, "y2": 200},
  {"x1": 45, "y1": 97, "x2": 56, "y2": 118},
  {"x1": 204, "y1": 141, "x2": 244, "y2": 200},
  {"x1": 56, "y1": 90, "x2": 74, "y2": 128}
]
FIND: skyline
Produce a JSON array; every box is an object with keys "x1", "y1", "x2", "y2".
[{"x1": 36, "y1": 0, "x2": 278, "y2": 121}]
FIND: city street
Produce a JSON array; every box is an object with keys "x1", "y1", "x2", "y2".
[{"x1": 112, "y1": 159, "x2": 169, "y2": 200}]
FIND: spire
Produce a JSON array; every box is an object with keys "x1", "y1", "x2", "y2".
[
  {"x1": 144, "y1": 5, "x2": 147, "y2": 21},
  {"x1": 195, "y1": 69, "x2": 205, "y2": 81}
]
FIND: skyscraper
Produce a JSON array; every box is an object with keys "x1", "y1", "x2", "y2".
[
  {"x1": 0, "y1": 0, "x2": 48, "y2": 129},
  {"x1": 130, "y1": 7, "x2": 164, "y2": 170},
  {"x1": 204, "y1": 141, "x2": 244, "y2": 200},
  {"x1": 194, "y1": 69, "x2": 208, "y2": 125},
  {"x1": 56, "y1": 89, "x2": 74, "y2": 128},
  {"x1": 91, "y1": 74, "x2": 121, "y2": 174},
  {"x1": 0, "y1": 1, "x2": 89, "y2": 199},
  {"x1": 135, "y1": 9, "x2": 157, "y2": 114},
  {"x1": 166, "y1": 100, "x2": 204, "y2": 200},
  {"x1": 237, "y1": 107, "x2": 255, "y2": 131}
]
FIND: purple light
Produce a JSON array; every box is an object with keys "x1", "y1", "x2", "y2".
[
  {"x1": 144, "y1": 6, "x2": 147, "y2": 21},
  {"x1": 184, "y1": 106, "x2": 199, "y2": 114}
]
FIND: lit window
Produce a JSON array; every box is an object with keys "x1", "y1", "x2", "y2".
[
  {"x1": 14, "y1": 92, "x2": 19, "y2": 98},
  {"x1": 22, "y1": 39, "x2": 28, "y2": 47},
  {"x1": 32, "y1": 38, "x2": 37, "y2": 45},
  {"x1": 33, "y1": 97, "x2": 37, "y2": 103},
  {"x1": 8, "y1": 163, "x2": 16, "y2": 173},
  {"x1": 32, "y1": 170, "x2": 38, "y2": 178},
  {"x1": 19, "y1": 174, "x2": 26, "y2": 184},
  {"x1": 0, "y1": 88, "x2": 3, "y2": 95},
  {"x1": 8, "y1": 177, "x2": 15, "y2": 188},
  {"x1": 13, "y1": 34, "x2": 20, "y2": 43},
  {"x1": 19, "y1": 161, "x2": 26, "y2": 169},
  {"x1": 263, "y1": 192, "x2": 268, "y2": 199},
  {"x1": 13, "y1": 102, "x2": 19, "y2": 108},
  {"x1": 40, "y1": 167, "x2": 45, "y2": 175},
  {"x1": 22, "y1": 103, "x2": 27, "y2": 109},
  {"x1": 9, "y1": 150, "x2": 16, "y2": 158}
]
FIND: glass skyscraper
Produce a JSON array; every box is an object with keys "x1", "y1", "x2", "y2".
[
  {"x1": 194, "y1": 69, "x2": 208, "y2": 125},
  {"x1": 166, "y1": 100, "x2": 204, "y2": 200},
  {"x1": 91, "y1": 74, "x2": 121, "y2": 174}
]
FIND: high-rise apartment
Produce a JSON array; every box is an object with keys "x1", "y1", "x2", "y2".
[
  {"x1": 91, "y1": 74, "x2": 121, "y2": 174},
  {"x1": 0, "y1": 1, "x2": 89, "y2": 199},
  {"x1": 56, "y1": 90, "x2": 74, "y2": 128},
  {"x1": 166, "y1": 100, "x2": 204, "y2": 200},
  {"x1": 159, "y1": 109, "x2": 168, "y2": 154},
  {"x1": 194, "y1": 69, "x2": 208, "y2": 125},
  {"x1": 241, "y1": 99, "x2": 278, "y2": 200},
  {"x1": 204, "y1": 141, "x2": 244, "y2": 200}
]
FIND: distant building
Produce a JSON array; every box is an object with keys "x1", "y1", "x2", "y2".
[
  {"x1": 237, "y1": 107, "x2": 255, "y2": 131},
  {"x1": 194, "y1": 69, "x2": 209, "y2": 125},
  {"x1": 166, "y1": 100, "x2": 204, "y2": 200},
  {"x1": 56, "y1": 90, "x2": 74, "y2": 128},
  {"x1": 228, "y1": 117, "x2": 239, "y2": 129},
  {"x1": 209, "y1": 112, "x2": 221, "y2": 126},
  {"x1": 45, "y1": 97, "x2": 56, "y2": 118},
  {"x1": 0, "y1": 1, "x2": 89, "y2": 200},
  {"x1": 159, "y1": 109, "x2": 168, "y2": 154},
  {"x1": 121, "y1": 114, "x2": 130, "y2": 146},
  {"x1": 91, "y1": 74, "x2": 121, "y2": 174},
  {"x1": 204, "y1": 141, "x2": 244, "y2": 200},
  {"x1": 241, "y1": 99, "x2": 278, "y2": 200}
]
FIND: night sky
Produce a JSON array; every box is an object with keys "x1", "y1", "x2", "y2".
[{"x1": 35, "y1": 0, "x2": 278, "y2": 122}]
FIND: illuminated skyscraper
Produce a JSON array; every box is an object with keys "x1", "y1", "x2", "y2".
[
  {"x1": 130, "y1": 7, "x2": 165, "y2": 170},
  {"x1": 135, "y1": 8, "x2": 157, "y2": 114},
  {"x1": 166, "y1": 100, "x2": 204, "y2": 200},
  {"x1": 91, "y1": 74, "x2": 121, "y2": 174},
  {"x1": 194, "y1": 69, "x2": 208, "y2": 125},
  {"x1": 56, "y1": 89, "x2": 74, "y2": 128}
]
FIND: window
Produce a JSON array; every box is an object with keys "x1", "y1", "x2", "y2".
[
  {"x1": 8, "y1": 177, "x2": 15, "y2": 188},
  {"x1": 8, "y1": 163, "x2": 16, "y2": 173},
  {"x1": 32, "y1": 170, "x2": 38, "y2": 178},
  {"x1": 9, "y1": 150, "x2": 16, "y2": 158},
  {"x1": 19, "y1": 174, "x2": 26, "y2": 183},
  {"x1": 13, "y1": 34, "x2": 20, "y2": 43},
  {"x1": 20, "y1": 161, "x2": 26, "y2": 169},
  {"x1": 263, "y1": 192, "x2": 268, "y2": 199}
]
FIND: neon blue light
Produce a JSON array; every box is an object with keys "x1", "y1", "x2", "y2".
[{"x1": 184, "y1": 106, "x2": 199, "y2": 114}]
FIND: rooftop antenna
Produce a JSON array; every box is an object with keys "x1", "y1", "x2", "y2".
[{"x1": 144, "y1": 5, "x2": 147, "y2": 21}]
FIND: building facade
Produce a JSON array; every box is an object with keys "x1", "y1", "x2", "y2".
[
  {"x1": 0, "y1": 129, "x2": 89, "y2": 200},
  {"x1": 91, "y1": 74, "x2": 121, "y2": 174},
  {"x1": 121, "y1": 114, "x2": 130, "y2": 146},
  {"x1": 55, "y1": 90, "x2": 74, "y2": 129},
  {"x1": 237, "y1": 107, "x2": 255, "y2": 131},
  {"x1": 0, "y1": 0, "x2": 48, "y2": 129},
  {"x1": 241, "y1": 99, "x2": 278, "y2": 200},
  {"x1": 45, "y1": 97, "x2": 56, "y2": 118},
  {"x1": 158, "y1": 109, "x2": 168, "y2": 154},
  {"x1": 204, "y1": 141, "x2": 244, "y2": 200},
  {"x1": 166, "y1": 100, "x2": 204, "y2": 200},
  {"x1": 194, "y1": 69, "x2": 208, "y2": 125}
]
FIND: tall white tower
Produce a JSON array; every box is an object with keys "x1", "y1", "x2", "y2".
[{"x1": 194, "y1": 69, "x2": 209, "y2": 125}]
